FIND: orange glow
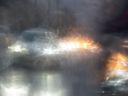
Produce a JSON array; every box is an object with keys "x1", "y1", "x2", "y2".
[
  {"x1": 106, "y1": 53, "x2": 128, "y2": 80},
  {"x1": 59, "y1": 34, "x2": 101, "y2": 53}
]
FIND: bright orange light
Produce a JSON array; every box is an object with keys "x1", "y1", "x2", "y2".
[
  {"x1": 59, "y1": 34, "x2": 101, "y2": 53},
  {"x1": 106, "y1": 53, "x2": 128, "y2": 80}
]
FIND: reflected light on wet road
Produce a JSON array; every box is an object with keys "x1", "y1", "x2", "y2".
[
  {"x1": 0, "y1": 69, "x2": 29, "y2": 96},
  {"x1": 1, "y1": 85, "x2": 29, "y2": 96},
  {"x1": 33, "y1": 72, "x2": 68, "y2": 96}
]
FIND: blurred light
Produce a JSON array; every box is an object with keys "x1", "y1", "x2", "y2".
[
  {"x1": 0, "y1": 70, "x2": 29, "y2": 96},
  {"x1": 106, "y1": 52, "x2": 128, "y2": 80},
  {"x1": 42, "y1": 37, "x2": 101, "y2": 55},
  {"x1": 58, "y1": 41, "x2": 81, "y2": 51},
  {"x1": 39, "y1": 90, "x2": 65, "y2": 96},
  {"x1": 105, "y1": 52, "x2": 128, "y2": 88},
  {"x1": 8, "y1": 43, "x2": 27, "y2": 53},
  {"x1": 122, "y1": 40, "x2": 128, "y2": 48},
  {"x1": 43, "y1": 47, "x2": 59, "y2": 55},
  {"x1": 1, "y1": 85, "x2": 29, "y2": 96},
  {"x1": 8, "y1": 34, "x2": 101, "y2": 56},
  {"x1": 58, "y1": 35, "x2": 101, "y2": 53},
  {"x1": 33, "y1": 72, "x2": 68, "y2": 96},
  {"x1": 124, "y1": 40, "x2": 128, "y2": 43},
  {"x1": 122, "y1": 45, "x2": 128, "y2": 48}
]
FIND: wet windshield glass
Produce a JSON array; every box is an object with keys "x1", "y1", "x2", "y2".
[{"x1": 0, "y1": 0, "x2": 127, "y2": 96}]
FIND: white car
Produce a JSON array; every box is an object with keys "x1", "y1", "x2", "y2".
[{"x1": 8, "y1": 28, "x2": 102, "y2": 70}]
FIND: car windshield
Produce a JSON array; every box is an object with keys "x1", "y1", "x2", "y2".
[{"x1": 22, "y1": 31, "x2": 53, "y2": 42}]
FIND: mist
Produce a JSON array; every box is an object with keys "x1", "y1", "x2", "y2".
[{"x1": 0, "y1": 0, "x2": 127, "y2": 96}]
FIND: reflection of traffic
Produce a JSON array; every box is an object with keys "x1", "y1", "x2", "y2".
[
  {"x1": 0, "y1": 69, "x2": 29, "y2": 96},
  {"x1": 0, "y1": 69, "x2": 68, "y2": 96}
]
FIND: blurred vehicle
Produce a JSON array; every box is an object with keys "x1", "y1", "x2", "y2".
[
  {"x1": 8, "y1": 28, "x2": 101, "y2": 70},
  {"x1": 101, "y1": 51, "x2": 128, "y2": 95},
  {"x1": 100, "y1": 31, "x2": 128, "y2": 96},
  {"x1": 8, "y1": 28, "x2": 60, "y2": 70}
]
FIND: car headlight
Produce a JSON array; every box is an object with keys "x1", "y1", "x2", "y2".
[{"x1": 8, "y1": 42, "x2": 27, "y2": 53}]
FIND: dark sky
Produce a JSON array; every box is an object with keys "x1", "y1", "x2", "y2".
[
  {"x1": 107, "y1": 10, "x2": 128, "y2": 33},
  {"x1": 0, "y1": 0, "x2": 128, "y2": 34},
  {"x1": 104, "y1": 2, "x2": 128, "y2": 33},
  {"x1": 0, "y1": 0, "x2": 6, "y2": 6}
]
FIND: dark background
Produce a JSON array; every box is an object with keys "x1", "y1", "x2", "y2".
[{"x1": 0, "y1": 0, "x2": 128, "y2": 35}]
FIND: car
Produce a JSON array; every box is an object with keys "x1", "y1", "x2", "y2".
[
  {"x1": 7, "y1": 27, "x2": 103, "y2": 71},
  {"x1": 7, "y1": 28, "x2": 62, "y2": 70}
]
